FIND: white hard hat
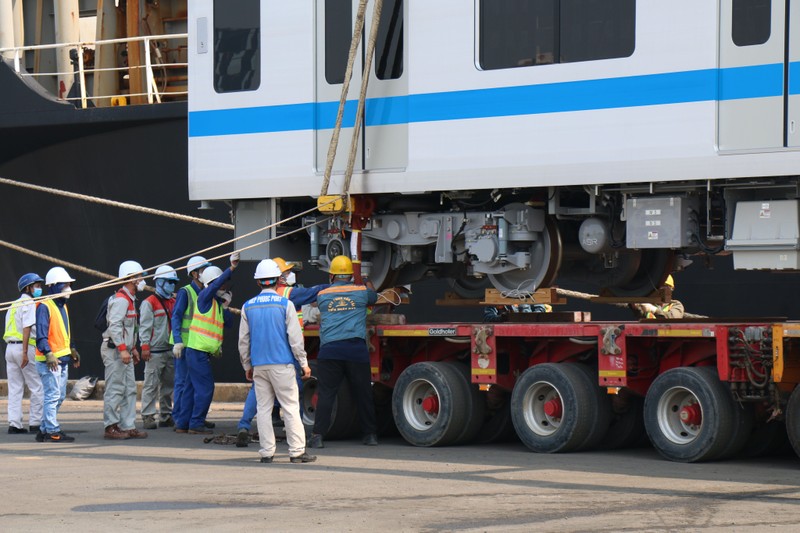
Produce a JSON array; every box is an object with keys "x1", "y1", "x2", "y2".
[
  {"x1": 153, "y1": 265, "x2": 179, "y2": 281},
  {"x1": 45, "y1": 266, "x2": 75, "y2": 286},
  {"x1": 119, "y1": 260, "x2": 144, "y2": 279},
  {"x1": 200, "y1": 266, "x2": 224, "y2": 287},
  {"x1": 187, "y1": 255, "x2": 211, "y2": 274},
  {"x1": 254, "y1": 259, "x2": 282, "y2": 280}
]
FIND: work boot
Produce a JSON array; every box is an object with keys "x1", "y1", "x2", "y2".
[
  {"x1": 259, "y1": 456, "x2": 273, "y2": 464},
  {"x1": 289, "y1": 453, "x2": 318, "y2": 464},
  {"x1": 174, "y1": 427, "x2": 188, "y2": 434},
  {"x1": 236, "y1": 428, "x2": 250, "y2": 448},
  {"x1": 104, "y1": 424, "x2": 130, "y2": 440},
  {"x1": 126, "y1": 428, "x2": 148, "y2": 439},
  {"x1": 142, "y1": 416, "x2": 157, "y2": 430},
  {"x1": 188, "y1": 427, "x2": 213, "y2": 435},
  {"x1": 45, "y1": 431, "x2": 75, "y2": 443},
  {"x1": 158, "y1": 416, "x2": 174, "y2": 428},
  {"x1": 204, "y1": 420, "x2": 216, "y2": 429},
  {"x1": 308, "y1": 433, "x2": 324, "y2": 449},
  {"x1": 8, "y1": 426, "x2": 28, "y2": 434},
  {"x1": 362, "y1": 433, "x2": 378, "y2": 446},
  {"x1": 29, "y1": 425, "x2": 40, "y2": 434},
  {"x1": 35, "y1": 430, "x2": 47, "y2": 442}
]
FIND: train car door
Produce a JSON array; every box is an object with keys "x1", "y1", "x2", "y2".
[
  {"x1": 315, "y1": 0, "x2": 408, "y2": 177},
  {"x1": 719, "y1": 0, "x2": 790, "y2": 151}
]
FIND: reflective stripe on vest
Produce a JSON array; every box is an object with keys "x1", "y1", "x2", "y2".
[
  {"x1": 35, "y1": 300, "x2": 71, "y2": 359},
  {"x1": 172, "y1": 284, "x2": 198, "y2": 345},
  {"x1": 186, "y1": 298, "x2": 224, "y2": 353},
  {"x1": 279, "y1": 286, "x2": 303, "y2": 332},
  {"x1": 3, "y1": 296, "x2": 36, "y2": 346}
]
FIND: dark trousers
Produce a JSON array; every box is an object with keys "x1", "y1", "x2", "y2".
[{"x1": 312, "y1": 358, "x2": 376, "y2": 437}]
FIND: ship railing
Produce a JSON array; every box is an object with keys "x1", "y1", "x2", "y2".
[{"x1": 0, "y1": 33, "x2": 188, "y2": 109}]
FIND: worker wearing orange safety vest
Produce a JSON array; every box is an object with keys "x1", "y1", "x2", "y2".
[{"x1": 34, "y1": 267, "x2": 80, "y2": 443}]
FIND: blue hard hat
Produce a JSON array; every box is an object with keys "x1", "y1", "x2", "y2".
[{"x1": 18, "y1": 272, "x2": 44, "y2": 293}]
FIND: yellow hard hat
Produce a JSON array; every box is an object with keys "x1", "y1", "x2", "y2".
[
  {"x1": 329, "y1": 255, "x2": 354, "y2": 275},
  {"x1": 272, "y1": 257, "x2": 294, "y2": 273},
  {"x1": 664, "y1": 275, "x2": 675, "y2": 289}
]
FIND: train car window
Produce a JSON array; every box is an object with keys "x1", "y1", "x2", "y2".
[
  {"x1": 732, "y1": 0, "x2": 771, "y2": 47},
  {"x1": 479, "y1": 0, "x2": 635, "y2": 70},
  {"x1": 375, "y1": 0, "x2": 404, "y2": 80},
  {"x1": 213, "y1": 0, "x2": 260, "y2": 93},
  {"x1": 326, "y1": 0, "x2": 353, "y2": 84}
]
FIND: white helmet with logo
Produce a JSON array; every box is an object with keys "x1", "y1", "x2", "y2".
[
  {"x1": 45, "y1": 266, "x2": 76, "y2": 286},
  {"x1": 200, "y1": 266, "x2": 224, "y2": 287},
  {"x1": 153, "y1": 265, "x2": 179, "y2": 281},
  {"x1": 254, "y1": 259, "x2": 282, "y2": 280},
  {"x1": 119, "y1": 260, "x2": 144, "y2": 279},
  {"x1": 187, "y1": 256, "x2": 211, "y2": 275}
]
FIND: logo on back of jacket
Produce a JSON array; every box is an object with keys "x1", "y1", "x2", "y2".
[{"x1": 326, "y1": 296, "x2": 356, "y2": 312}]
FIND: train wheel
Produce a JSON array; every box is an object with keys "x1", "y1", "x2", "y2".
[
  {"x1": 510, "y1": 363, "x2": 601, "y2": 453},
  {"x1": 301, "y1": 360, "x2": 359, "y2": 440},
  {"x1": 444, "y1": 362, "x2": 486, "y2": 445},
  {"x1": 392, "y1": 362, "x2": 469, "y2": 447},
  {"x1": 488, "y1": 217, "x2": 562, "y2": 293},
  {"x1": 606, "y1": 249, "x2": 674, "y2": 297},
  {"x1": 786, "y1": 386, "x2": 800, "y2": 459},
  {"x1": 644, "y1": 366, "x2": 735, "y2": 462}
]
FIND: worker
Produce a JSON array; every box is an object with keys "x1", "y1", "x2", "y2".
[
  {"x1": 173, "y1": 253, "x2": 238, "y2": 434},
  {"x1": 309, "y1": 255, "x2": 378, "y2": 449},
  {"x1": 631, "y1": 275, "x2": 685, "y2": 319},
  {"x1": 235, "y1": 257, "x2": 329, "y2": 447},
  {"x1": 238, "y1": 259, "x2": 316, "y2": 463},
  {"x1": 3, "y1": 273, "x2": 44, "y2": 435},
  {"x1": 101, "y1": 260, "x2": 148, "y2": 440},
  {"x1": 170, "y1": 255, "x2": 214, "y2": 432},
  {"x1": 139, "y1": 265, "x2": 178, "y2": 430},
  {"x1": 34, "y1": 266, "x2": 80, "y2": 443}
]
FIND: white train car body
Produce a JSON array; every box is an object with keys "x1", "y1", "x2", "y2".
[{"x1": 188, "y1": 1, "x2": 800, "y2": 294}]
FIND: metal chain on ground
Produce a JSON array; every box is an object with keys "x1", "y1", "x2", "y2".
[
  {"x1": 320, "y1": 0, "x2": 369, "y2": 197},
  {"x1": 0, "y1": 176, "x2": 234, "y2": 230},
  {"x1": 555, "y1": 287, "x2": 707, "y2": 319}
]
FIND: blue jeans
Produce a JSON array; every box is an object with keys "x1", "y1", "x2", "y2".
[
  {"x1": 35, "y1": 358, "x2": 68, "y2": 434},
  {"x1": 175, "y1": 347, "x2": 215, "y2": 430},
  {"x1": 172, "y1": 354, "x2": 188, "y2": 428},
  {"x1": 238, "y1": 362, "x2": 302, "y2": 431}
]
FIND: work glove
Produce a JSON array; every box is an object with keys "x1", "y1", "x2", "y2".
[
  {"x1": 45, "y1": 352, "x2": 58, "y2": 371},
  {"x1": 230, "y1": 252, "x2": 240, "y2": 269},
  {"x1": 173, "y1": 342, "x2": 184, "y2": 358},
  {"x1": 220, "y1": 290, "x2": 232, "y2": 309},
  {"x1": 70, "y1": 347, "x2": 81, "y2": 369}
]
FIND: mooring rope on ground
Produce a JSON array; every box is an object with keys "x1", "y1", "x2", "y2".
[{"x1": 0, "y1": 176, "x2": 234, "y2": 230}]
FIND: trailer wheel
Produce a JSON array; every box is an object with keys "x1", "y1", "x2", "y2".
[
  {"x1": 786, "y1": 386, "x2": 800, "y2": 459},
  {"x1": 475, "y1": 387, "x2": 517, "y2": 444},
  {"x1": 301, "y1": 360, "x2": 359, "y2": 440},
  {"x1": 571, "y1": 363, "x2": 613, "y2": 451},
  {"x1": 510, "y1": 363, "x2": 600, "y2": 453},
  {"x1": 603, "y1": 395, "x2": 647, "y2": 450},
  {"x1": 392, "y1": 362, "x2": 469, "y2": 447},
  {"x1": 373, "y1": 383, "x2": 398, "y2": 437},
  {"x1": 444, "y1": 362, "x2": 486, "y2": 445},
  {"x1": 743, "y1": 419, "x2": 791, "y2": 458},
  {"x1": 644, "y1": 366, "x2": 735, "y2": 462}
]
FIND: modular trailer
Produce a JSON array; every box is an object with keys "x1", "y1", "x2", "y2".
[{"x1": 304, "y1": 319, "x2": 800, "y2": 463}]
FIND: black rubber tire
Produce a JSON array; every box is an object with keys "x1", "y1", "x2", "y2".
[
  {"x1": 644, "y1": 366, "x2": 735, "y2": 463},
  {"x1": 444, "y1": 362, "x2": 487, "y2": 445},
  {"x1": 602, "y1": 395, "x2": 647, "y2": 450},
  {"x1": 786, "y1": 385, "x2": 800, "y2": 459},
  {"x1": 392, "y1": 362, "x2": 469, "y2": 447},
  {"x1": 717, "y1": 402, "x2": 756, "y2": 460},
  {"x1": 475, "y1": 387, "x2": 518, "y2": 444},
  {"x1": 301, "y1": 360, "x2": 359, "y2": 440},
  {"x1": 743, "y1": 419, "x2": 792, "y2": 458},
  {"x1": 510, "y1": 363, "x2": 603, "y2": 453},
  {"x1": 373, "y1": 383, "x2": 398, "y2": 437},
  {"x1": 570, "y1": 363, "x2": 613, "y2": 451}
]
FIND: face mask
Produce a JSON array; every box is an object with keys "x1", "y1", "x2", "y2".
[
  {"x1": 32, "y1": 287, "x2": 43, "y2": 298},
  {"x1": 285, "y1": 272, "x2": 297, "y2": 286},
  {"x1": 62, "y1": 286, "x2": 72, "y2": 300},
  {"x1": 136, "y1": 280, "x2": 147, "y2": 292},
  {"x1": 155, "y1": 280, "x2": 174, "y2": 299},
  {"x1": 163, "y1": 281, "x2": 176, "y2": 294}
]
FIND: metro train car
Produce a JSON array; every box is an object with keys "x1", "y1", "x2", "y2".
[{"x1": 187, "y1": 0, "x2": 800, "y2": 296}]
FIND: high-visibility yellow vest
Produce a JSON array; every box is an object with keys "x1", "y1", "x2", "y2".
[
  {"x1": 279, "y1": 286, "x2": 304, "y2": 332},
  {"x1": 3, "y1": 296, "x2": 36, "y2": 346},
  {"x1": 34, "y1": 299, "x2": 71, "y2": 360},
  {"x1": 171, "y1": 284, "x2": 198, "y2": 345},
  {"x1": 186, "y1": 297, "x2": 224, "y2": 354}
]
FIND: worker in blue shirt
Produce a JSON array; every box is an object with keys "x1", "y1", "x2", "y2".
[
  {"x1": 34, "y1": 267, "x2": 80, "y2": 443},
  {"x1": 172, "y1": 253, "x2": 238, "y2": 433},
  {"x1": 309, "y1": 255, "x2": 378, "y2": 449},
  {"x1": 236, "y1": 258, "x2": 328, "y2": 447}
]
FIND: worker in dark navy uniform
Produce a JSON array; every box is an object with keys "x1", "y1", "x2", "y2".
[{"x1": 309, "y1": 255, "x2": 378, "y2": 449}]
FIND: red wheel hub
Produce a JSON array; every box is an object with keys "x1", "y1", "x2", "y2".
[
  {"x1": 422, "y1": 395, "x2": 439, "y2": 415},
  {"x1": 680, "y1": 403, "x2": 702, "y2": 426},
  {"x1": 543, "y1": 397, "x2": 563, "y2": 419}
]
